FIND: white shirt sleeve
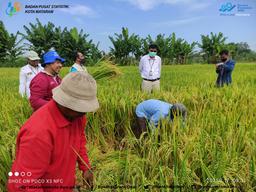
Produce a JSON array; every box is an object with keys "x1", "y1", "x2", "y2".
[
  {"x1": 159, "y1": 57, "x2": 162, "y2": 77},
  {"x1": 19, "y1": 69, "x2": 26, "y2": 97},
  {"x1": 139, "y1": 57, "x2": 143, "y2": 73}
]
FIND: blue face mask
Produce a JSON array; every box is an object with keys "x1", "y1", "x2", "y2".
[{"x1": 149, "y1": 51, "x2": 157, "y2": 57}]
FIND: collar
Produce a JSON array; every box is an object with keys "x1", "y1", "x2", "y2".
[
  {"x1": 42, "y1": 70, "x2": 57, "y2": 77},
  {"x1": 74, "y1": 63, "x2": 84, "y2": 68},
  {"x1": 28, "y1": 64, "x2": 39, "y2": 68},
  {"x1": 48, "y1": 100, "x2": 71, "y2": 128},
  {"x1": 224, "y1": 59, "x2": 230, "y2": 64},
  {"x1": 74, "y1": 62, "x2": 83, "y2": 66},
  {"x1": 147, "y1": 55, "x2": 156, "y2": 60}
]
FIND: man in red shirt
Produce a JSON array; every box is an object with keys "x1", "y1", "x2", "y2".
[
  {"x1": 29, "y1": 50, "x2": 65, "y2": 111},
  {"x1": 8, "y1": 72, "x2": 99, "y2": 191}
]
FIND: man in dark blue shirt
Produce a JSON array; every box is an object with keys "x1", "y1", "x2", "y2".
[{"x1": 215, "y1": 50, "x2": 236, "y2": 87}]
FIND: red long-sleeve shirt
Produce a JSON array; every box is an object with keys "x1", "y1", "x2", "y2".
[
  {"x1": 8, "y1": 100, "x2": 91, "y2": 192},
  {"x1": 29, "y1": 72, "x2": 61, "y2": 111}
]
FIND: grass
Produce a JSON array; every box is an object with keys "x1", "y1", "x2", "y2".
[{"x1": 0, "y1": 63, "x2": 255, "y2": 191}]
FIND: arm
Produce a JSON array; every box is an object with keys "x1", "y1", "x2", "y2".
[
  {"x1": 29, "y1": 76, "x2": 49, "y2": 111},
  {"x1": 19, "y1": 70, "x2": 26, "y2": 97},
  {"x1": 77, "y1": 117, "x2": 94, "y2": 190},
  {"x1": 159, "y1": 57, "x2": 162, "y2": 77},
  {"x1": 223, "y1": 60, "x2": 235, "y2": 72},
  {"x1": 215, "y1": 63, "x2": 224, "y2": 73},
  {"x1": 77, "y1": 117, "x2": 91, "y2": 172},
  {"x1": 8, "y1": 133, "x2": 52, "y2": 191},
  {"x1": 150, "y1": 111, "x2": 161, "y2": 127},
  {"x1": 139, "y1": 58, "x2": 143, "y2": 74}
]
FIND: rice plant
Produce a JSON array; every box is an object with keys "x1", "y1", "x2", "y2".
[{"x1": 0, "y1": 63, "x2": 255, "y2": 191}]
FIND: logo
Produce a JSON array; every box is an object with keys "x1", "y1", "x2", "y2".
[
  {"x1": 6, "y1": 1, "x2": 21, "y2": 16},
  {"x1": 219, "y1": 2, "x2": 236, "y2": 12}
]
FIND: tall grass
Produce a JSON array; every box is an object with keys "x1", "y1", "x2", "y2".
[{"x1": 0, "y1": 64, "x2": 255, "y2": 191}]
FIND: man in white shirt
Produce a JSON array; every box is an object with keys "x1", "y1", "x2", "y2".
[
  {"x1": 19, "y1": 50, "x2": 43, "y2": 98},
  {"x1": 70, "y1": 51, "x2": 87, "y2": 72},
  {"x1": 139, "y1": 44, "x2": 162, "y2": 93}
]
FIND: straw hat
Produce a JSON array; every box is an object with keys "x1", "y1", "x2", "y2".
[{"x1": 52, "y1": 72, "x2": 99, "y2": 113}]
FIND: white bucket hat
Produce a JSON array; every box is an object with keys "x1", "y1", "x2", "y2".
[
  {"x1": 52, "y1": 72, "x2": 99, "y2": 113},
  {"x1": 27, "y1": 50, "x2": 40, "y2": 60}
]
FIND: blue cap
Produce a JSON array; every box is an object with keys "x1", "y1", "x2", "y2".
[{"x1": 42, "y1": 51, "x2": 65, "y2": 67}]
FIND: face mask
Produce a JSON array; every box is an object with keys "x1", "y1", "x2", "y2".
[
  {"x1": 149, "y1": 52, "x2": 157, "y2": 57},
  {"x1": 221, "y1": 58, "x2": 227, "y2": 62},
  {"x1": 80, "y1": 59, "x2": 85, "y2": 64}
]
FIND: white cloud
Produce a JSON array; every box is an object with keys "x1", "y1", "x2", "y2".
[
  {"x1": 188, "y1": 2, "x2": 210, "y2": 11},
  {"x1": 97, "y1": 27, "x2": 121, "y2": 36},
  {"x1": 152, "y1": 17, "x2": 201, "y2": 27},
  {"x1": 120, "y1": 0, "x2": 210, "y2": 11},
  {"x1": 127, "y1": 0, "x2": 156, "y2": 11},
  {"x1": 60, "y1": 4, "x2": 96, "y2": 16}
]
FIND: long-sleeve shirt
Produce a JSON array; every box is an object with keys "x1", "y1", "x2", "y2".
[
  {"x1": 216, "y1": 59, "x2": 236, "y2": 85},
  {"x1": 139, "y1": 55, "x2": 161, "y2": 80},
  {"x1": 70, "y1": 63, "x2": 87, "y2": 72},
  {"x1": 135, "y1": 99, "x2": 173, "y2": 126},
  {"x1": 8, "y1": 100, "x2": 91, "y2": 192},
  {"x1": 29, "y1": 71, "x2": 61, "y2": 111},
  {"x1": 19, "y1": 64, "x2": 43, "y2": 98}
]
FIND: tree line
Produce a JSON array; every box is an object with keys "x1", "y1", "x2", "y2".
[{"x1": 0, "y1": 19, "x2": 256, "y2": 67}]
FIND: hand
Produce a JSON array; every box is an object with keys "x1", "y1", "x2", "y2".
[
  {"x1": 82, "y1": 169, "x2": 94, "y2": 190},
  {"x1": 216, "y1": 63, "x2": 223, "y2": 67}
]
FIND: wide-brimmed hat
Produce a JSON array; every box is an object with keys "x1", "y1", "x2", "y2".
[
  {"x1": 27, "y1": 50, "x2": 40, "y2": 60},
  {"x1": 42, "y1": 50, "x2": 65, "y2": 67},
  {"x1": 52, "y1": 72, "x2": 99, "y2": 113}
]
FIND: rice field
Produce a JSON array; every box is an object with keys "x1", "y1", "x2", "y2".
[{"x1": 0, "y1": 63, "x2": 256, "y2": 191}]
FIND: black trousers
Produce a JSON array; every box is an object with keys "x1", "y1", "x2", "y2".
[{"x1": 133, "y1": 117, "x2": 147, "y2": 138}]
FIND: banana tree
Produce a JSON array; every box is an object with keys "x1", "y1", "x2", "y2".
[
  {"x1": 0, "y1": 21, "x2": 23, "y2": 65},
  {"x1": 21, "y1": 18, "x2": 62, "y2": 56},
  {"x1": 198, "y1": 32, "x2": 227, "y2": 64},
  {"x1": 109, "y1": 27, "x2": 143, "y2": 65},
  {"x1": 21, "y1": 19, "x2": 101, "y2": 65},
  {"x1": 61, "y1": 27, "x2": 101, "y2": 65}
]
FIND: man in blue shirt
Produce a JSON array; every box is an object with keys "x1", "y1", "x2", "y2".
[
  {"x1": 134, "y1": 99, "x2": 187, "y2": 138},
  {"x1": 215, "y1": 50, "x2": 236, "y2": 87}
]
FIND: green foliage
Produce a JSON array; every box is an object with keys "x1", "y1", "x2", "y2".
[
  {"x1": 0, "y1": 57, "x2": 27, "y2": 68},
  {"x1": 0, "y1": 146, "x2": 12, "y2": 191},
  {"x1": 1, "y1": 20, "x2": 256, "y2": 67},
  {"x1": 109, "y1": 27, "x2": 143, "y2": 65},
  {"x1": 198, "y1": 32, "x2": 227, "y2": 64},
  {"x1": 109, "y1": 29, "x2": 196, "y2": 65},
  {"x1": 225, "y1": 42, "x2": 256, "y2": 62},
  {"x1": 20, "y1": 18, "x2": 102, "y2": 65},
  {"x1": 21, "y1": 18, "x2": 61, "y2": 55},
  {"x1": 0, "y1": 21, "x2": 9, "y2": 60},
  {"x1": 60, "y1": 27, "x2": 102, "y2": 66},
  {"x1": 0, "y1": 21, "x2": 23, "y2": 66}
]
